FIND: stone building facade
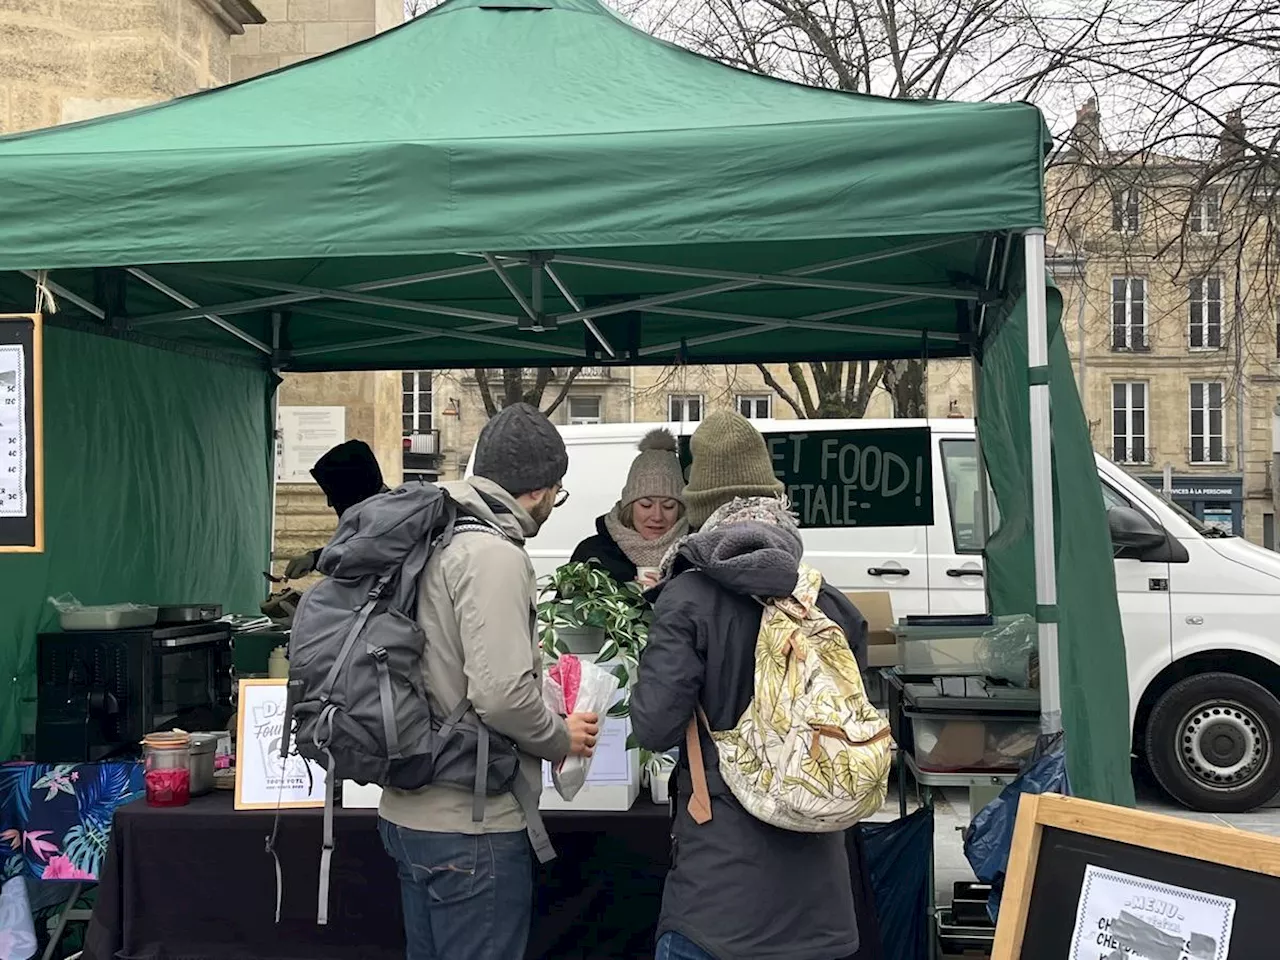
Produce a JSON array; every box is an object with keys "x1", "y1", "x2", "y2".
[
  {"x1": 0, "y1": 0, "x2": 257, "y2": 132},
  {"x1": 1047, "y1": 101, "x2": 1280, "y2": 545}
]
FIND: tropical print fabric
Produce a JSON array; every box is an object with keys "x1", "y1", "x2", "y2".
[
  {"x1": 712, "y1": 564, "x2": 892, "y2": 833},
  {"x1": 0, "y1": 761, "x2": 143, "y2": 882}
]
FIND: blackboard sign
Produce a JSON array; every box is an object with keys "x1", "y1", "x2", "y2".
[
  {"x1": 993, "y1": 793, "x2": 1280, "y2": 960},
  {"x1": 0, "y1": 313, "x2": 43, "y2": 553},
  {"x1": 679, "y1": 426, "x2": 933, "y2": 528}
]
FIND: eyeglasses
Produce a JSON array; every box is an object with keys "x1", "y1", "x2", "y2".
[{"x1": 554, "y1": 488, "x2": 570, "y2": 508}]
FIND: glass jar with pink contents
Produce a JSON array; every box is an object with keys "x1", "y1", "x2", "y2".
[{"x1": 143, "y1": 732, "x2": 191, "y2": 807}]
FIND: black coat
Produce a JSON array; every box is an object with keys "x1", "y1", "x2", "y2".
[
  {"x1": 631, "y1": 534, "x2": 868, "y2": 960},
  {"x1": 569, "y1": 516, "x2": 637, "y2": 585}
]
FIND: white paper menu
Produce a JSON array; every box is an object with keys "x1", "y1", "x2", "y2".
[{"x1": 0, "y1": 343, "x2": 25, "y2": 519}]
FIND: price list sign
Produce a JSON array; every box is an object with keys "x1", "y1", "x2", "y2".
[{"x1": 0, "y1": 314, "x2": 43, "y2": 553}]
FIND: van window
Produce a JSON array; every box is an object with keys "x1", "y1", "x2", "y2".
[{"x1": 941, "y1": 439, "x2": 1001, "y2": 553}]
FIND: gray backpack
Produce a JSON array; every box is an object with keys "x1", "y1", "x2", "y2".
[{"x1": 276, "y1": 482, "x2": 554, "y2": 924}]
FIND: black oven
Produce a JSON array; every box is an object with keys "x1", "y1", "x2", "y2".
[{"x1": 36, "y1": 623, "x2": 234, "y2": 763}]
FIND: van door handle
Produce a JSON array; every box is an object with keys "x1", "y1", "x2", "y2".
[
  {"x1": 867, "y1": 566, "x2": 910, "y2": 577},
  {"x1": 946, "y1": 567, "x2": 985, "y2": 578}
]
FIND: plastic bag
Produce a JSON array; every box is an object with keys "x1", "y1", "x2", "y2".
[
  {"x1": 0, "y1": 877, "x2": 37, "y2": 960},
  {"x1": 46, "y1": 593, "x2": 151, "y2": 615},
  {"x1": 963, "y1": 731, "x2": 1070, "y2": 923},
  {"x1": 976, "y1": 614, "x2": 1036, "y2": 685},
  {"x1": 542, "y1": 655, "x2": 620, "y2": 801}
]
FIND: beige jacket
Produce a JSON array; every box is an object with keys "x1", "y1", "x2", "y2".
[{"x1": 379, "y1": 477, "x2": 570, "y2": 833}]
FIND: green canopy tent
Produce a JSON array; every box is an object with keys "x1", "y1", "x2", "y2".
[{"x1": 0, "y1": 0, "x2": 1133, "y2": 805}]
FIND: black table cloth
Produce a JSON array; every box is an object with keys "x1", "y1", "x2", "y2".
[{"x1": 83, "y1": 791, "x2": 886, "y2": 960}]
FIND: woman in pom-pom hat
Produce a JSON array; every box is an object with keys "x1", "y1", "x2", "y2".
[{"x1": 569, "y1": 428, "x2": 688, "y2": 589}]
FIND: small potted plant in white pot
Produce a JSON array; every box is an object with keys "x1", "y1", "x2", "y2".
[{"x1": 642, "y1": 750, "x2": 678, "y2": 804}]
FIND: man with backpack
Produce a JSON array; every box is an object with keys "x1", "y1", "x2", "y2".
[
  {"x1": 632, "y1": 410, "x2": 884, "y2": 960},
  {"x1": 377, "y1": 403, "x2": 600, "y2": 960}
]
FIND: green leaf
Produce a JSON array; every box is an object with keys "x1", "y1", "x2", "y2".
[
  {"x1": 596, "y1": 640, "x2": 619, "y2": 663},
  {"x1": 608, "y1": 699, "x2": 630, "y2": 719},
  {"x1": 626, "y1": 733, "x2": 641, "y2": 751}
]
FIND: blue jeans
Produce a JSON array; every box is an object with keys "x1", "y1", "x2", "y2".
[
  {"x1": 657, "y1": 931, "x2": 719, "y2": 960},
  {"x1": 378, "y1": 818, "x2": 532, "y2": 960}
]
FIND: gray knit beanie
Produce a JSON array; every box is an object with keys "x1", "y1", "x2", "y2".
[
  {"x1": 619, "y1": 429, "x2": 685, "y2": 507},
  {"x1": 472, "y1": 402, "x2": 569, "y2": 496},
  {"x1": 683, "y1": 410, "x2": 784, "y2": 528}
]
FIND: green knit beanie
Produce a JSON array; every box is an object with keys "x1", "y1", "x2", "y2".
[{"x1": 683, "y1": 410, "x2": 784, "y2": 529}]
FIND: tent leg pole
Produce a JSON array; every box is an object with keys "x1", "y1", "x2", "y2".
[
  {"x1": 1024, "y1": 229, "x2": 1062, "y2": 736},
  {"x1": 268, "y1": 312, "x2": 282, "y2": 586},
  {"x1": 972, "y1": 356, "x2": 990, "y2": 557}
]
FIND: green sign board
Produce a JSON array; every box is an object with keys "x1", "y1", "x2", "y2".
[{"x1": 679, "y1": 426, "x2": 933, "y2": 528}]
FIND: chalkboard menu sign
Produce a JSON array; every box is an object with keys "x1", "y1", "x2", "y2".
[
  {"x1": 993, "y1": 793, "x2": 1280, "y2": 960},
  {"x1": 679, "y1": 426, "x2": 933, "y2": 528},
  {"x1": 0, "y1": 313, "x2": 43, "y2": 553}
]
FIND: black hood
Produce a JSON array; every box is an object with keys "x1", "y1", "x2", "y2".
[
  {"x1": 310, "y1": 440, "x2": 385, "y2": 519},
  {"x1": 665, "y1": 520, "x2": 802, "y2": 599}
]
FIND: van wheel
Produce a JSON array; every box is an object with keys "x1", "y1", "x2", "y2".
[{"x1": 1145, "y1": 673, "x2": 1280, "y2": 813}]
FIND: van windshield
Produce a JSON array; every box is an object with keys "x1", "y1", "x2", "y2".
[{"x1": 1158, "y1": 493, "x2": 1229, "y2": 537}]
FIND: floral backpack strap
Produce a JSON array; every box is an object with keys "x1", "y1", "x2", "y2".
[{"x1": 684, "y1": 707, "x2": 713, "y2": 825}]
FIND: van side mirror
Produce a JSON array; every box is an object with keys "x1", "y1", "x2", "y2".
[{"x1": 1108, "y1": 506, "x2": 1166, "y2": 551}]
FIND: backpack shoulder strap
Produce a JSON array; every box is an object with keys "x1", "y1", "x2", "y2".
[{"x1": 684, "y1": 708, "x2": 714, "y2": 825}]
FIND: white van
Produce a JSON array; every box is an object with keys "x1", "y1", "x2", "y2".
[{"x1": 468, "y1": 418, "x2": 1280, "y2": 813}]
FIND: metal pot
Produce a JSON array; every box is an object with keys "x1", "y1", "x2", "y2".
[
  {"x1": 558, "y1": 625, "x2": 606, "y2": 655},
  {"x1": 188, "y1": 733, "x2": 219, "y2": 797}
]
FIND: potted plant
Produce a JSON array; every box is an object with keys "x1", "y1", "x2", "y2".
[
  {"x1": 537, "y1": 562, "x2": 649, "y2": 661},
  {"x1": 537, "y1": 562, "x2": 651, "y2": 721}
]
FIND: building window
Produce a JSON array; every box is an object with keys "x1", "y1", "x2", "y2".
[
  {"x1": 668, "y1": 394, "x2": 704, "y2": 423},
  {"x1": 1188, "y1": 276, "x2": 1222, "y2": 350},
  {"x1": 1111, "y1": 382, "x2": 1148, "y2": 464},
  {"x1": 736, "y1": 394, "x2": 772, "y2": 419},
  {"x1": 1189, "y1": 381, "x2": 1225, "y2": 464},
  {"x1": 567, "y1": 396, "x2": 602, "y2": 425},
  {"x1": 1111, "y1": 277, "x2": 1147, "y2": 351},
  {"x1": 1111, "y1": 188, "x2": 1141, "y2": 234},
  {"x1": 1190, "y1": 188, "x2": 1221, "y2": 234},
  {"x1": 401, "y1": 370, "x2": 432, "y2": 436}
]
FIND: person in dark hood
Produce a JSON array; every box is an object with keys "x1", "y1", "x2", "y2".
[
  {"x1": 283, "y1": 440, "x2": 388, "y2": 579},
  {"x1": 630, "y1": 411, "x2": 868, "y2": 960},
  {"x1": 570, "y1": 428, "x2": 689, "y2": 590}
]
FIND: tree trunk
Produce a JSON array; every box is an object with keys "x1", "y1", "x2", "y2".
[
  {"x1": 884, "y1": 359, "x2": 928, "y2": 418},
  {"x1": 473, "y1": 367, "x2": 582, "y2": 417}
]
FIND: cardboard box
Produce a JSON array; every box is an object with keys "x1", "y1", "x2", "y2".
[
  {"x1": 844, "y1": 591, "x2": 898, "y2": 668},
  {"x1": 539, "y1": 714, "x2": 640, "y2": 812}
]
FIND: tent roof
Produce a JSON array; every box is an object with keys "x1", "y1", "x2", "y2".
[{"x1": 0, "y1": 0, "x2": 1049, "y2": 370}]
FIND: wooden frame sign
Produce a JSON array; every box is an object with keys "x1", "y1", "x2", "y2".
[
  {"x1": 993, "y1": 793, "x2": 1280, "y2": 960},
  {"x1": 234, "y1": 679, "x2": 326, "y2": 810},
  {"x1": 0, "y1": 313, "x2": 43, "y2": 553}
]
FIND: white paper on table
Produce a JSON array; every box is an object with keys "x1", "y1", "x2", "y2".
[{"x1": 1068, "y1": 864, "x2": 1235, "y2": 960}]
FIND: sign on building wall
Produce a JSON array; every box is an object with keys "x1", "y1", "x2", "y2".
[{"x1": 276, "y1": 406, "x2": 346, "y2": 484}]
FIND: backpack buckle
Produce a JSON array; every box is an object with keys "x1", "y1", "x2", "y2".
[{"x1": 369, "y1": 646, "x2": 389, "y2": 663}]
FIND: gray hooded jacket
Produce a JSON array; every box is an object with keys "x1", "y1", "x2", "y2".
[{"x1": 631, "y1": 520, "x2": 868, "y2": 960}]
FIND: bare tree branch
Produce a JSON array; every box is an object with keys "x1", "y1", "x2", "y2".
[{"x1": 756, "y1": 363, "x2": 810, "y2": 417}]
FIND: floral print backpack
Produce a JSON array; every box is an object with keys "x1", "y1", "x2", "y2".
[{"x1": 684, "y1": 564, "x2": 892, "y2": 832}]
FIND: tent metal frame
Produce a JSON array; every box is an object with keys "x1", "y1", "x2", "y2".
[{"x1": 75, "y1": 234, "x2": 986, "y2": 365}]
